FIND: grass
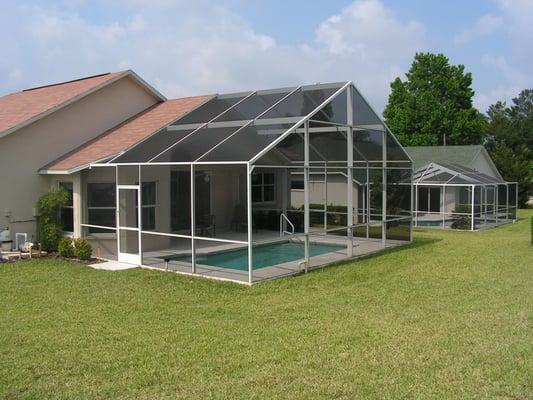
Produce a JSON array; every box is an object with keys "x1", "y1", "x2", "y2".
[{"x1": 1, "y1": 210, "x2": 532, "y2": 399}]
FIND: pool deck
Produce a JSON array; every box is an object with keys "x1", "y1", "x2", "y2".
[{"x1": 140, "y1": 230, "x2": 408, "y2": 284}]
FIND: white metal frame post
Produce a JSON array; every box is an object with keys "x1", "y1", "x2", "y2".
[
  {"x1": 324, "y1": 162, "x2": 328, "y2": 233},
  {"x1": 506, "y1": 183, "x2": 509, "y2": 221},
  {"x1": 409, "y1": 176, "x2": 414, "y2": 241},
  {"x1": 484, "y1": 186, "x2": 487, "y2": 226},
  {"x1": 138, "y1": 165, "x2": 142, "y2": 264},
  {"x1": 442, "y1": 185, "x2": 446, "y2": 229},
  {"x1": 190, "y1": 164, "x2": 196, "y2": 273},
  {"x1": 304, "y1": 120, "x2": 310, "y2": 267},
  {"x1": 515, "y1": 183, "x2": 518, "y2": 222},
  {"x1": 346, "y1": 87, "x2": 354, "y2": 257},
  {"x1": 414, "y1": 183, "x2": 418, "y2": 227},
  {"x1": 247, "y1": 163, "x2": 253, "y2": 284},
  {"x1": 366, "y1": 162, "x2": 370, "y2": 238},
  {"x1": 470, "y1": 184, "x2": 475, "y2": 231},
  {"x1": 495, "y1": 184, "x2": 499, "y2": 224},
  {"x1": 382, "y1": 129, "x2": 387, "y2": 248}
]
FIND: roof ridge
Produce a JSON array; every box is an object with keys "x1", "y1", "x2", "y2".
[{"x1": 21, "y1": 72, "x2": 114, "y2": 92}]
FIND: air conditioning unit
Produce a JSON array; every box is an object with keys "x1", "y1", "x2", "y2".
[{"x1": 15, "y1": 233, "x2": 27, "y2": 251}]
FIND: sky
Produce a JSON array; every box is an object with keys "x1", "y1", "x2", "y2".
[{"x1": 1, "y1": 0, "x2": 532, "y2": 114}]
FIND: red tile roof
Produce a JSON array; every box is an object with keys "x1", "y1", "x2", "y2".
[
  {"x1": 0, "y1": 72, "x2": 127, "y2": 135},
  {"x1": 42, "y1": 95, "x2": 212, "y2": 172}
]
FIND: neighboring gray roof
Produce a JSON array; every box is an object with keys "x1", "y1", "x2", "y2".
[{"x1": 404, "y1": 145, "x2": 503, "y2": 180}]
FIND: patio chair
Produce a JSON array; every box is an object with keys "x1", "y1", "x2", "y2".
[
  {"x1": 231, "y1": 204, "x2": 247, "y2": 232},
  {"x1": 231, "y1": 204, "x2": 257, "y2": 232},
  {"x1": 198, "y1": 214, "x2": 216, "y2": 237}
]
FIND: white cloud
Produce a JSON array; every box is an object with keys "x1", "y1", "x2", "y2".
[
  {"x1": 454, "y1": 14, "x2": 503, "y2": 44},
  {"x1": 0, "y1": 0, "x2": 425, "y2": 112},
  {"x1": 317, "y1": 0, "x2": 425, "y2": 58},
  {"x1": 469, "y1": 0, "x2": 533, "y2": 110},
  {"x1": 473, "y1": 85, "x2": 522, "y2": 112}
]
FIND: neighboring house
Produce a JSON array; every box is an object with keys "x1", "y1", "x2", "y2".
[
  {"x1": 405, "y1": 146, "x2": 517, "y2": 230},
  {"x1": 0, "y1": 72, "x2": 412, "y2": 284}
]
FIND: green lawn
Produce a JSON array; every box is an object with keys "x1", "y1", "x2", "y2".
[{"x1": 1, "y1": 211, "x2": 532, "y2": 399}]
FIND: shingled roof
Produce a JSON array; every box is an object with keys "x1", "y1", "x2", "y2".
[
  {"x1": 404, "y1": 145, "x2": 503, "y2": 180},
  {"x1": 0, "y1": 70, "x2": 165, "y2": 138}
]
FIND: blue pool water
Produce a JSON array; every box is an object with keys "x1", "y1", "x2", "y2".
[{"x1": 163, "y1": 242, "x2": 345, "y2": 270}]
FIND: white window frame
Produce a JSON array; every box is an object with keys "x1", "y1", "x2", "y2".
[
  {"x1": 252, "y1": 172, "x2": 276, "y2": 205},
  {"x1": 58, "y1": 181, "x2": 74, "y2": 235},
  {"x1": 86, "y1": 182, "x2": 117, "y2": 236}
]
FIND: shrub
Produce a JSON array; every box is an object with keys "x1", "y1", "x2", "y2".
[
  {"x1": 40, "y1": 223, "x2": 62, "y2": 252},
  {"x1": 58, "y1": 237, "x2": 75, "y2": 258},
  {"x1": 36, "y1": 187, "x2": 70, "y2": 252},
  {"x1": 73, "y1": 238, "x2": 92, "y2": 260},
  {"x1": 451, "y1": 204, "x2": 472, "y2": 230}
]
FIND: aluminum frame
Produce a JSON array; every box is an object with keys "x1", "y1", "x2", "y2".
[{"x1": 84, "y1": 81, "x2": 413, "y2": 284}]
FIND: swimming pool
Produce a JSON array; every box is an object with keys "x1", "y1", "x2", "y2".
[{"x1": 162, "y1": 241, "x2": 345, "y2": 271}]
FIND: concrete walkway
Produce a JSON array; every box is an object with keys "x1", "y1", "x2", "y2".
[{"x1": 89, "y1": 260, "x2": 137, "y2": 271}]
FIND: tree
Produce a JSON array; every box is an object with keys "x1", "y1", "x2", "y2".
[
  {"x1": 383, "y1": 52, "x2": 487, "y2": 146},
  {"x1": 485, "y1": 90, "x2": 533, "y2": 207}
]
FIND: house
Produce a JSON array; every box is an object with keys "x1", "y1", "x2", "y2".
[
  {"x1": 405, "y1": 146, "x2": 517, "y2": 230},
  {"x1": 0, "y1": 71, "x2": 413, "y2": 284}
]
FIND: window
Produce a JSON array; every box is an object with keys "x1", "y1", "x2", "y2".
[
  {"x1": 140, "y1": 182, "x2": 156, "y2": 230},
  {"x1": 87, "y1": 183, "x2": 116, "y2": 232},
  {"x1": 252, "y1": 172, "x2": 276, "y2": 203},
  {"x1": 418, "y1": 187, "x2": 440, "y2": 212},
  {"x1": 59, "y1": 182, "x2": 73, "y2": 233},
  {"x1": 459, "y1": 187, "x2": 471, "y2": 206},
  {"x1": 291, "y1": 179, "x2": 304, "y2": 190}
]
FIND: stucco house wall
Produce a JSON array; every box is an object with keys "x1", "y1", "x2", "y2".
[{"x1": 0, "y1": 76, "x2": 159, "y2": 242}]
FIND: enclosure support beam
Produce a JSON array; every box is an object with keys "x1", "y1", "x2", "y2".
[
  {"x1": 484, "y1": 186, "x2": 487, "y2": 226},
  {"x1": 515, "y1": 183, "x2": 518, "y2": 222},
  {"x1": 410, "y1": 172, "x2": 414, "y2": 241},
  {"x1": 346, "y1": 87, "x2": 354, "y2": 258},
  {"x1": 382, "y1": 129, "x2": 387, "y2": 248},
  {"x1": 442, "y1": 185, "x2": 446, "y2": 229},
  {"x1": 304, "y1": 120, "x2": 310, "y2": 267},
  {"x1": 366, "y1": 162, "x2": 370, "y2": 239},
  {"x1": 324, "y1": 162, "x2": 328, "y2": 233},
  {"x1": 246, "y1": 163, "x2": 253, "y2": 284},
  {"x1": 414, "y1": 184, "x2": 418, "y2": 227},
  {"x1": 190, "y1": 165, "x2": 196, "y2": 273},
  {"x1": 138, "y1": 165, "x2": 143, "y2": 264},
  {"x1": 494, "y1": 185, "x2": 500, "y2": 224},
  {"x1": 471, "y1": 185, "x2": 475, "y2": 231},
  {"x1": 506, "y1": 183, "x2": 509, "y2": 221}
]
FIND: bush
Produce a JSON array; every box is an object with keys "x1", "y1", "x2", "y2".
[
  {"x1": 73, "y1": 238, "x2": 92, "y2": 260},
  {"x1": 58, "y1": 237, "x2": 75, "y2": 258},
  {"x1": 451, "y1": 204, "x2": 472, "y2": 230},
  {"x1": 40, "y1": 223, "x2": 62, "y2": 252},
  {"x1": 36, "y1": 187, "x2": 70, "y2": 251}
]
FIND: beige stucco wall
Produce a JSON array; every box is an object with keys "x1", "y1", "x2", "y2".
[{"x1": 0, "y1": 76, "x2": 159, "y2": 242}]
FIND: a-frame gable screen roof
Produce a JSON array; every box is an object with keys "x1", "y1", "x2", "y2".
[
  {"x1": 413, "y1": 162, "x2": 505, "y2": 185},
  {"x1": 108, "y1": 82, "x2": 411, "y2": 165}
]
